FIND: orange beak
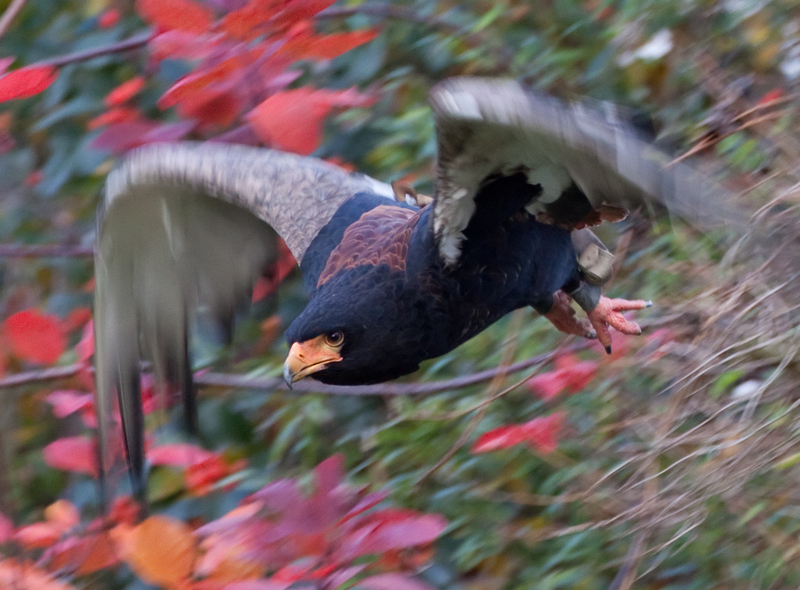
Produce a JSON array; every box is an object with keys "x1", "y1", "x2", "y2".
[{"x1": 283, "y1": 336, "x2": 343, "y2": 387}]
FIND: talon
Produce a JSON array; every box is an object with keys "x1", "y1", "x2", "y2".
[
  {"x1": 587, "y1": 296, "x2": 648, "y2": 352},
  {"x1": 543, "y1": 291, "x2": 595, "y2": 339}
]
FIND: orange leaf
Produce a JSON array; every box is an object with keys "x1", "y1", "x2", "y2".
[
  {"x1": 136, "y1": 0, "x2": 214, "y2": 33},
  {"x1": 105, "y1": 76, "x2": 146, "y2": 106},
  {"x1": 4, "y1": 309, "x2": 66, "y2": 365},
  {"x1": 0, "y1": 65, "x2": 57, "y2": 102},
  {"x1": 118, "y1": 516, "x2": 197, "y2": 589},
  {"x1": 44, "y1": 500, "x2": 80, "y2": 532},
  {"x1": 248, "y1": 87, "x2": 374, "y2": 155},
  {"x1": 43, "y1": 436, "x2": 97, "y2": 476},
  {"x1": 50, "y1": 532, "x2": 120, "y2": 575}
]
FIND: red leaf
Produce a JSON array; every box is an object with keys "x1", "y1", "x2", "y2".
[
  {"x1": 14, "y1": 522, "x2": 61, "y2": 548},
  {"x1": 279, "y1": 27, "x2": 379, "y2": 61},
  {"x1": 88, "y1": 106, "x2": 142, "y2": 130},
  {"x1": 43, "y1": 436, "x2": 97, "y2": 476},
  {"x1": 221, "y1": 0, "x2": 281, "y2": 40},
  {"x1": 0, "y1": 65, "x2": 57, "y2": 102},
  {"x1": 91, "y1": 120, "x2": 160, "y2": 152},
  {"x1": 176, "y1": 84, "x2": 243, "y2": 127},
  {"x1": 62, "y1": 307, "x2": 92, "y2": 333},
  {"x1": 359, "y1": 510, "x2": 447, "y2": 553},
  {"x1": 98, "y1": 8, "x2": 121, "y2": 28},
  {"x1": 158, "y1": 58, "x2": 245, "y2": 109},
  {"x1": 248, "y1": 87, "x2": 374, "y2": 155},
  {"x1": 521, "y1": 412, "x2": 563, "y2": 454},
  {"x1": 76, "y1": 320, "x2": 94, "y2": 363},
  {"x1": 105, "y1": 76, "x2": 146, "y2": 106},
  {"x1": 527, "y1": 354, "x2": 598, "y2": 401},
  {"x1": 472, "y1": 413, "x2": 563, "y2": 455},
  {"x1": 270, "y1": 0, "x2": 337, "y2": 31},
  {"x1": 150, "y1": 30, "x2": 218, "y2": 61},
  {"x1": 313, "y1": 454, "x2": 344, "y2": 496},
  {"x1": 0, "y1": 512, "x2": 12, "y2": 543},
  {"x1": 147, "y1": 443, "x2": 216, "y2": 467},
  {"x1": 758, "y1": 88, "x2": 784, "y2": 106},
  {"x1": 45, "y1": 390, "x2": 94, "y2": 419},
  {"x1": 48, "y1": 532, "x2": 120, "y2": 575},
  {"x1": 357, "y1": 574, "x2": 437, "y2": 590},
  {"x1": 338, "y1": 490, "x2": 388, "y2": 525},
  {"x1": 140, "y1": 120, "x2": 197, "y2": 143},
  {"x1": 4, "y1": 309, "x2": 66, "y2": 365},
  {"x1": 471, "y1": 424, "x2": 528, "y2": 452},
  {"x1": 526, "y1": 370, "x2": 570, "y2": 402},
  {"x1": 136, "y1": 0, "x2": 214, "y2": 32}
]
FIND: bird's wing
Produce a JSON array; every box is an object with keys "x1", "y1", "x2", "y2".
[
  {"x1": 429, "y1": 77, "x2": 731, "y2": 266},
  {"x1": 94, "y1": 141, "x2": 392, "y2": 501}
]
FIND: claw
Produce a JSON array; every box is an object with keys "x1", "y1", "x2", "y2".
[
  {"x1": 544, "y1": 290, "x2": 596, "y2": 339},
  {"x1": 587, "y1": 296, "x2": 650, "y2": 353}
]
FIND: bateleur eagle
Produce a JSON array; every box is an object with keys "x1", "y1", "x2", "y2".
[{"x1": 94, "y1": 77, "x2": 728, "y2": 497}]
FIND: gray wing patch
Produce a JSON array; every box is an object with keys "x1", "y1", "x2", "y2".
[{"x1": 430, "y1": 77, "x2": 733, "y2": 265}]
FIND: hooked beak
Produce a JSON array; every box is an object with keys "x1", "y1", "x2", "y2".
[{"x1": 283, "y1": 337, "x2": 342, "y2": 388}]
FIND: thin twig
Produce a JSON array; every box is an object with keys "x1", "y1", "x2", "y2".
[
  {"x1": 40, "y1": 30, "x2": 153, "y2": 68},
  {"x1": 0, "y1": 0, "x2": 27, "y2": 40},
  {"x1": 0, "y1": 244, "x2": 94, "y2": 258}
]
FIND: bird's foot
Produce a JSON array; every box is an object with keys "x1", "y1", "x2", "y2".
[
  {"x1": 543, "y1": 291, "x2": 596, "y2": 339},
  {"x1": 587, "y1": 297, "x2": 651, "y2": 354}
]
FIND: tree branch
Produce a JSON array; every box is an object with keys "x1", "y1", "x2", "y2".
[
  {"x1": 195, "y1": 345, "x2": 580, "y2": 396},
  {"x1": 0, "y1": 344, "x2": 586, "y2": 394},
  {"x1": 0, "y1": 0, "x2": 27, "y2": 40},
  {"x1": 40, "y1": 30, "x2": 153, "y2": 68},
  {"x1": 0, "y1": 244, "x2": 94, "y2": 258}
]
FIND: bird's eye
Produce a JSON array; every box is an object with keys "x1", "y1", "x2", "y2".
[{"x1": 325, "y1": 331, "x2": 344, "y2": 347}]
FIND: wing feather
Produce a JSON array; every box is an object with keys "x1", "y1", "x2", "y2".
[{"x1": 430, "y1": 77, "x2": 733, "y2": 265}]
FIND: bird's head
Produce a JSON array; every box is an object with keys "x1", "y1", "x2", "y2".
[{"x1": 283, "y1": 266, "x2": 423, "y2": 386}]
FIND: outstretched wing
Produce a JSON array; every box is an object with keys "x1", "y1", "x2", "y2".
[
  {"x1": 429, "y1": 77, "x2": 731, "y2": 266},
  {"x1": 94, "y1": 142, "x2": 392, "y2": 501}
]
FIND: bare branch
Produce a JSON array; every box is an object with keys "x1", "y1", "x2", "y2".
[
  {"x1": 0, "y1": 244, "x2": 94, "y2": 258},
  {"x1": 0, "y1": 0, "x2": 27, "y2": 40},
  {"x1": 0, "y1": 343, "x2": 587, "y2": 395},
  {"x1": 40, "y1": 30, "x2": 153, "y2": 68}
]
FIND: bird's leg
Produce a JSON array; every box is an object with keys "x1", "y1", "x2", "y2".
[
  {"x1": 542, "y1": 290, "x2": 596, "y2": 339},
  {"x1": 586, "y1": 297, "x2": 651, "y2": 354}
]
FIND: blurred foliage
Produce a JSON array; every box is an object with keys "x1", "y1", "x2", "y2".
[{"x1": 1, "y1": 0, "x2": 800, "y2": 588}]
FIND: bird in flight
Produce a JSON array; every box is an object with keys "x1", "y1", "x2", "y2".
[{"x1": 94, "y1": 77, "x2": 728, "y2": 498}]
